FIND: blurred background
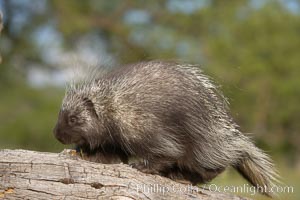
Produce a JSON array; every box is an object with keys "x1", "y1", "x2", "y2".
[{"x1": 0, "y1": 0, "x2": 299, "y2": 199}]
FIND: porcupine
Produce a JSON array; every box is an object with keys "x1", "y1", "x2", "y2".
[{"x1": 53, "y1": 60, "x2": 279, "y2": 196}]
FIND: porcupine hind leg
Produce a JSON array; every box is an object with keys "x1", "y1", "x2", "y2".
[
  {"x1": 131, "y1": 158, "x2": 223, "y2": 185},
  {"x1": 161, "y1": 164, "x2": 225, "y2": 185},
  {"x1": 131, "y1": 157, "x2": 176, "y2": 176}
]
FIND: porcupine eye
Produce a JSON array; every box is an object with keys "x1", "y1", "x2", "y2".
[{"x1": 69, "y1": 116, "x2": 77, "y2": 126}]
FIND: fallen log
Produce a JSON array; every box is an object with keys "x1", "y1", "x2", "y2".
[{"x1": 0, "y1": 149, "x2": 249, "y2": 200}]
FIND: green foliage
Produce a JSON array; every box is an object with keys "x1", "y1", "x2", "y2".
[
  {"x1": 0, "y1": 79, "x2": 65, "y2": 152},
  {"x1": 0, "y1": 0, "x2": 299, "y2": 160}
]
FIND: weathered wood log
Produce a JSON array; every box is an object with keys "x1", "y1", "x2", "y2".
[{"x1": 0, "y1": 149, "x2": 249, "y2": 200}]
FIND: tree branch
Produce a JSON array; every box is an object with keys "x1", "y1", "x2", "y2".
[{"x1": 0, "y1": 149, "x2": 249, "y2": 200}]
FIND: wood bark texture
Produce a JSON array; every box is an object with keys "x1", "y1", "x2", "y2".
[{"x1": 0, "y1": 149, "x2": 250, "y2": 200}]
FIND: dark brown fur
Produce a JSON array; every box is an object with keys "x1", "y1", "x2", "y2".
[{"x1": 53, "y1": 61, "x2": 278, "y2": 196}]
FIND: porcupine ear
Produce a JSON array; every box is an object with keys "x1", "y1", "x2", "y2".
[{"x1": 83, "y1": 97, "x2": 99, "y2": 119}]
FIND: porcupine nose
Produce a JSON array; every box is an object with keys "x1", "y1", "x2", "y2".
[{"x1": 53, "y1": 124, "x2": 66, "y2": 144}]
